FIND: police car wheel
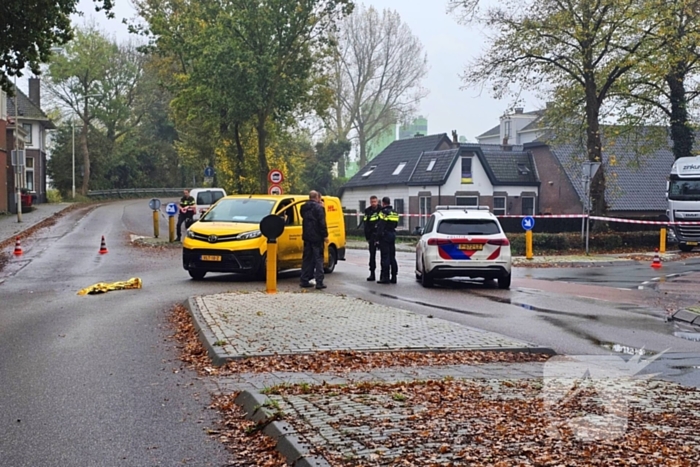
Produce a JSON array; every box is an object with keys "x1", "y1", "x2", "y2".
[
  {"x1": 420, "y1": 260, "x2": 434, "y2": 288},
  {"x1": 497, "y1": 273, "x2": 511, "y2": 290},
  {"x1": 324, "y1": 246, "x2": 337, "y2": 274},
  {"x1": 189, "y1": 269, "x2": 206, "y2": 280}
]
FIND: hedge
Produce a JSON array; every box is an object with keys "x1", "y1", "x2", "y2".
[{"x1": 507, "y1": 231, "x2": 661, "y2": 255}]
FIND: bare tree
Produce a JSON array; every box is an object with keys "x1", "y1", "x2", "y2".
[{"x1": 327, "y1": 5, "x2": 429, "y2": 169}]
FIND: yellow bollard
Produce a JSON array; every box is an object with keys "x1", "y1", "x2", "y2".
[
  {"x1": 169, "y1": 216, "x2": 176, "y2": 242},
  {"x1": 266, "y1": 241, "x2": 277, "y2": 294},
  {"x1": 152, "y1": 210, "x2": 160, "y2": 238},
  {"x1": 660, "y1": 227, "x2": 666, "y2": 253},
  {"x1": 525, "y1": 230, "x2": 533, "y2": 260}
]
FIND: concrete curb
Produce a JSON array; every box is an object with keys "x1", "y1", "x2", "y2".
[
  {"x1": 183, "y1": 297, "x2": 230, "y2": 367},
  {"x1": 670, "y1": 309, "x2": 700, "y2": 327},
  {"x1": 638, "y1": 271, "x2": 689, "y2": 290},
  {"x1": 234, "y1": 390, "x2": 332, "y2": 467}
]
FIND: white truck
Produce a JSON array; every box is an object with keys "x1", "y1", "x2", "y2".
[{"x1": 667, "y1": 156, "x2": 700, "y2": 251}]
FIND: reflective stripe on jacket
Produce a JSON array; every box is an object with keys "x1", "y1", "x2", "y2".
[{"x1": 376, "y1": 205, "x2": 399, "y2": 239}]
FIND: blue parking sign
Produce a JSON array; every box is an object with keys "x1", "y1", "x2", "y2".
[
  {"x1": 521, "y1": 216, "x2": 535, "y2": 231},
  {"x1": 166, "y1": 202, "x2": 178, "y2": 216}
]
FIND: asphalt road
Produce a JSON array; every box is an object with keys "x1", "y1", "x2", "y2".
[{"x1": 1, "y1": 200, "x2": 699, "y2": 466}]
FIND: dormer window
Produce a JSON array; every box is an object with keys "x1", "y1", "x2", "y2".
[
  {"x1": 517, "y1": 163, "x2": 530, "y2": 175},
  {"x1": 392, "y1": 162, "x2": 407, "y2": 175},
  {"x1": 362, "y1": 166, "x2": 377, "y2": 177},
  {"x1": 426, "y1": 159, "x2": 436, "y2": 171}
]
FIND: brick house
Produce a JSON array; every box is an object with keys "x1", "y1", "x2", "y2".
[
  {"x1": 340, "y1": 133, "x2": 541, "y2": 231},
  {"x1": 6, "y1": 78, "x2": 56, "y2": 211}
]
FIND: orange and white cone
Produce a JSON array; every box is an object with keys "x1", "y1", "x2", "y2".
[
  {"x1": 650, "y1": 248, "x2": 662, "y2": 269},
  {"x1": 99, "y1": 236, "x2": 108, "y2": 254},
  {"x1": 13, "y1": 237, "x2": 23, "y2": 256}
]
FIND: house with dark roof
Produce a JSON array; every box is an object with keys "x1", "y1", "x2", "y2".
[
  {"x1": 341, "y1": 133, "x2": 541, "y2": 231},
  {"x1": 476, "y1": 107, "x2": 545, "y2": 146},
  {"x1": 5, "y1": 78, "x2": 56, "y2": 212}
]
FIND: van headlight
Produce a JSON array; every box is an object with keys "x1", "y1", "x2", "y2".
[
  {"x1": 235, "y1": 230, "x2": 262, "y2": 240},
  {"x1": 186, "y1": 230, "x2": 197, "y2": 239}
]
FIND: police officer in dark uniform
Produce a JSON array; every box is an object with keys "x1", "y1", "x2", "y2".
[
  {"x1": 375, "y1": 196, "x2": 399, "y2": 284},
  {"x1": 362, "y1": 195, "x2": 381, "y2": 281},
  {"x1": 176, "y1": 189, "x2": 195, "y2": 241}
]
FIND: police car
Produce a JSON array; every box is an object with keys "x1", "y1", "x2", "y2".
[{"x1": 415, "y1": 206, "x2": 512, "y2": 289}]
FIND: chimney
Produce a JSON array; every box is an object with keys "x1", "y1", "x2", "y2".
[
  {"x1": 29, "y1": 78, "x2": 40, "y2": 108},
  {"x1": 502, "y1": 137, "x2": 512, "y2": 151},
  {"x1": 514, "y1": 107, "x2": 523, "y2": 114},
  {"x1": 451, "y1": 130, "x2": 459, "y2": 145}
]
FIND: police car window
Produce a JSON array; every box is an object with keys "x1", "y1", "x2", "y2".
[
  {"x1": 437, "y1": 219, "x2": 500, "y2": 235},
  {"x1": 197, "y1": 191, "x2": 214, "y2": 205},
  {"x1": 200, "y1": 199, "x2": 275, "y2": 223}
]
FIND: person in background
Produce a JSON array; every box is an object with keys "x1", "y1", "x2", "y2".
[
  {"x1": 176, "y1": 189, "x2": 195, "y2": 241},
  {"x1": 375, "y1": 196, "x2": 399, "y2": 284},
  {"x1": 362, "y1": 195, "x2": 381, "y2": 281},
  {"x1": 300, "y1": 190, "x2": 329, "y2": 289}
]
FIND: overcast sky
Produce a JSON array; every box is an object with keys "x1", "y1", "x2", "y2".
[{"x1": 73, "y1": 0, "x2": 543, "y2": 141}]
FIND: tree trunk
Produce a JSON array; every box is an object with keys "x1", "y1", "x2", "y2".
[
  {"x1": 584, "y1": 81, "x2": 606, "y2": 217},
  {"x1": 358, "y1": 128, "x2": 367, "y2": 167},
  {"x1": 80, "y1": 120, "x2": 90, "y2": 196},
  {"x1": 338, "y1": 153, "x2": 346, "y2": 178},
  {"x1": 667, "y1": 67, "x2": 694, "y2": 160},
  {"x1": 256, "y1": 114, "x2": 270, "y2": 194},
  {"x1": 233, "y1": 122, "x2": 245, "y2": 194}
]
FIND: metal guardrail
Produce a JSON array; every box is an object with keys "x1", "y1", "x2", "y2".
[{"x1": 87, "y1": 188, "x2": 188, "y2": 198}]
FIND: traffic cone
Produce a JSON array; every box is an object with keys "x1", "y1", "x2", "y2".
[
  {"x1": 13, "y1": 237, "x2": 22, "y2": 256},
  {"x1": 650, "y1": 248, "x2": 662, "y2": 269},
  {"x1": 99, "y1": 236, "x2": 108, "y2": 254}
]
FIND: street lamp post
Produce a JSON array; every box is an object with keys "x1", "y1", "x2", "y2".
[
  {"x1": 71, "y1": 119, "x2": 75, "y2": 199},
  {"x1": 14, "y1": 76, "x2": 22, "y2": 223}
]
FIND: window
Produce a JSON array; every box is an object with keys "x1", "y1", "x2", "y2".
[
  {"x1": 0, "y1": 90, "x2": 6, "y2": 119},
  {"x1": 359, "y1": 200, "x2": 366, "y2": 213},
  {"x1": 362, "y1": 166, "x2": 377, "y2": 178},
  {"x1": 426, "y1": 159, "x2": 436, "y2": 171},
  {"x1": 200, "y1": 198, "x2": 275, "y2": 223},
  {"x1": 517, "y1": 163, "x2": 531, "y2": 175},
  {"x1": 22, "y1": 123, "x2": 32, "y2": 145},
  {"x1": 455, "y1": 196, "x2": 479, "y2": 207},
  {"x1": 461, "y1": 158, "x2": 472, "y2": 184},
  {"x1": 419, "y1": 196, "x2": 431, "y2": 227},
  {"x1": 394, "y1": 198, "x2": 404, "y2": 228},
  {"x1": 437, "y1": 219, "x2": 501, "y2": 236},
  {"x1": 504, "y1": 120, "x2": 511, "y2": 138},
  {"x1": 424, "y1": 215, "x2": 436, "y2": 234},
  {"x1": 392, "y1": 162, "x2": 407, "y2": 175},
  {"x1": 25, "y1": 157, "x2": 34, "y2": 191},
  {"x1": 493, "y1": 196, "x2": 506, "y2": 216},
  {"x1": 196, "y1": 190, "x2": 224, "y2": 205},
  {"x1": 522, "y1": 197, "x2": 535, "y2": 215}
]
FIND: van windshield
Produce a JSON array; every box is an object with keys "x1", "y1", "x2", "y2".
[
  {"x1": 200, "y1": 199, "x2": 275, "y2": 223},
  {"x1": 669, "y1": 179, "x2": 700, "y2": 201},
  {"x1": 196, "y1": 190, "x2": 225, "y2": 205}
]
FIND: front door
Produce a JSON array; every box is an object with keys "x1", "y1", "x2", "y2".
[{"x1": 274, "y1": 199, "x2": 303, "y2": 268}]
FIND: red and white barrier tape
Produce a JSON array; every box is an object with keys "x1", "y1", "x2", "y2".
[{"x1": 348, "y1": 212, "x2": 700, "y2": 225}]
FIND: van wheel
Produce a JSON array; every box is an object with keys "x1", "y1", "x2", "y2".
[
  {"x1": 188, "y1": 269, "x2": 206, "y2": 280},
  {"x1": 255, "y1": 254, "x2": 267, "y2": 280},
  {"x1": 324, "y1": 246, "x2": 337, "y2": 274},
  {"x1": 679, "y1": 243, "x2": 694, "y2": 252}
]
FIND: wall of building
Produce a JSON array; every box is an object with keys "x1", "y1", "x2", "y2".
[
  {"x1": 0, "y1": 120, "x2": 7, "y2": 213},
  {"x1": 529, "y1": 144, "x2": 583, "y2": 214},
  {"x1": 341, "y1": 185, "x2": 410, "y2": 229}
]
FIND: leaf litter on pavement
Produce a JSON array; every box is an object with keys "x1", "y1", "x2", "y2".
[{"x1": 168, "y1": 304, "x2": 700, "y2": 466}]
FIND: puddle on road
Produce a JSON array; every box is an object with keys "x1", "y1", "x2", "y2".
[
  {"x1": 474, "y1": 293, "x2": 601, "y2": 320},
  {"x1": 366, "y1": 290, "x2": 490, "y2": 318}
]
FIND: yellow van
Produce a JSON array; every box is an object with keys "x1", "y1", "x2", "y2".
[{"x1": 182, "y1": 194, "x2": 346, "y2": 280}]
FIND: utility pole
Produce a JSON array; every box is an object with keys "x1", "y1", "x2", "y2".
[
  {"x1": 14, "y1": 76, "x2": 22, "y2": 223},
  {"x1": 72, "y1": 119, "x2": 75, "y2": 199}
]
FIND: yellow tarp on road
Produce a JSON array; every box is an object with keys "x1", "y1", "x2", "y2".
[{"x1": 77, "y1": 277, "x2": 142, "y2": 295}]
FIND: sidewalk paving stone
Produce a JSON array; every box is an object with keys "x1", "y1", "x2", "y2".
[
  {"x1": 188, "y1": 292, "x2": 543, "y2": 364},
  {"x1": 0, "y1": 203, "x2": 74, "y2": 244}
]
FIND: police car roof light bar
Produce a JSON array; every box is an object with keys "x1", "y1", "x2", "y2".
[{"x1": 435, "y1": 205, "x2": 491, "y2": 211}]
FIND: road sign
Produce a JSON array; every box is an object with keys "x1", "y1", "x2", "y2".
[
  {"x1": 204, "y1": 176, "x2": 213, "y2": 185},
  {"x1": 204, "y1": 166, "x2": 214, "y2": 178},
  {"x1": 11, "y1": 150, "x2": 25, "y2": 167},
  {"x1": 268, "y1": 169, "x2": 284, "y2": 185},
  {"x1": 268, "y1": 184, "x2": 283, "y2": 195},
  {"x1": 522, "y1": 216, "x2": 535, "y2": 231},
  {"x1": 260, "y1": 214, "x2": 285, "y2": 240},
  {"x1": 582, "y1": 161, "x2": 601, "y2": 180},
  {"x1": 166, "y1": 202, "x2": 178, "y2": 216},
  {"x1": 149, "y1": 198, "x2": 161, "y2": 211}
]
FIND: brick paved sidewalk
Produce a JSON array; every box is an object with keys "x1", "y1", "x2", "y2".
[{"x1": 187, "y1": 292, "x2": 544, "y2": 364}]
